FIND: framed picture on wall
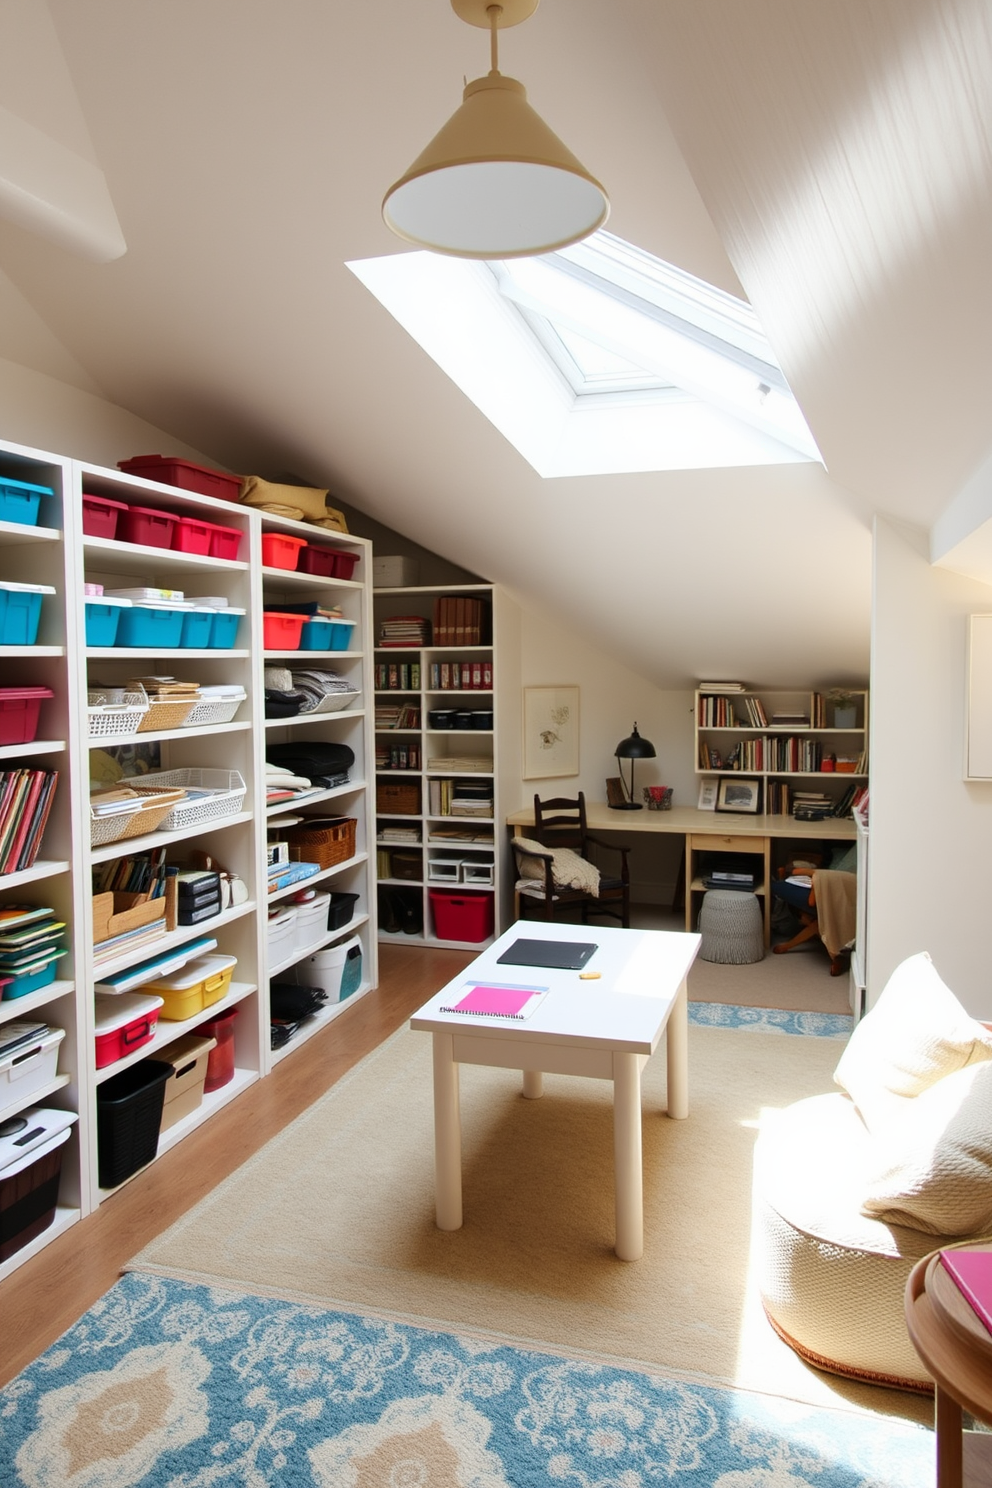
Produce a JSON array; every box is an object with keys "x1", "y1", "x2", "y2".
[
  {"x1": 523, "y1": 686, "x2": 579, "y2": 779},
  {"x1": 716, "y1": 777, "x2": 761, "y2": 814}
]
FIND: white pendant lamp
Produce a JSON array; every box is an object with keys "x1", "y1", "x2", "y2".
[{"x1": 382, "y1": 0, "x2": 609, "y2": 260}]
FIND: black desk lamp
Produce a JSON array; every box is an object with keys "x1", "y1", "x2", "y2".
[{"x1": 613, "y1": 723, "x2": 656, "y2": 809}]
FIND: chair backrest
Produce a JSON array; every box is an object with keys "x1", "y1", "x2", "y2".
[{"x1": 533, "y1": 793, "x2": 588, "y2": 855}]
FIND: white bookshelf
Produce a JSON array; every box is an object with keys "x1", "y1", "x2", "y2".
[{"x1": 0, "y1": 437, "x2": 376, "y2": 1268}]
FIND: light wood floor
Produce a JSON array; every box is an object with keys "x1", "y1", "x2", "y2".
[
  {"x1": 0, "y1": 943, "x2": 474, "y2": 1388},
  {"x1": 0, "y1": 922, "x2": 845, "y2": 1386}
]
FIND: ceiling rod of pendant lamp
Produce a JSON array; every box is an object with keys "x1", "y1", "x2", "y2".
[{"x1": 381, "y1": 0, "x2": 609, "y2": 260}]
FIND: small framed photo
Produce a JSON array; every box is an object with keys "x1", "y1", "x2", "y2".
[
  {"x1": 716, "y1": 777, "x2": 761, "y2": 814},
  {"x1": 697, "y1": 779, "x2": 718, "y2": 811}
]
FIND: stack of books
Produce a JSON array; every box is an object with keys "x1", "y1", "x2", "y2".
[
  {"x1": 374, "y1": 703, "x2": 421, "y2": 729},
  {"x1": 0, "y1": 905, "x2": 67, "y2": 990},
  {"x1": 432, "y1": 596, "x2": 489, "y2": 646},
  {"x1": 792, "y1": 790, "x2": 834, "y2": 820},
  {"x1": 377, "y1": 824, "x2": 421, "y2": 844},
  {"x1": 698, "y1": 681, "x2": 747, "y2": 693},
  {"x1": 267, "y1": 859, "x2": 320, "y2": 894},
  {"x1": 379, "y1": 615, "x2": 431, "y2": 647},
  {"x1": 0, "y1": 768, "x2": 59, "y2": 874},
  {"x1": 450, "y1": 780, "x2": 493, "y2": 818}
]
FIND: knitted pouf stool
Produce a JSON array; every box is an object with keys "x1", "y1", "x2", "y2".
[{"x1": 698, "y1": 889, "x2": 764, "y2": 964}]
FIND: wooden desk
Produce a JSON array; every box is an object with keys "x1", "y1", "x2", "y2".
[
  {"x1": 905, "y1": 1249, "x2": 992, "y2": 1488},
  {"x1": 506, "y1": 803, "x2": 856, "y2": 946}
]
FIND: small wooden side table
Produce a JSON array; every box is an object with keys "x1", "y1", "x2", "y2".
[{"x1": 905, "y1": 1248, "x2": 992, "y2": 1488}]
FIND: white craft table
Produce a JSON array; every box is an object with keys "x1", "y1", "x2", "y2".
[{"x1": 410, "y1": 920, "x2": 700, "y2": 1260}]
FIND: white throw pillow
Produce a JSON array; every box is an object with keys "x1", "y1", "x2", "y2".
[
  {"x1": 834, "y1": 951, "x2": 992, "y2": 1132},
  {"x1": 860, "y1": 1061, "x2": 992, "y2": 1235}
]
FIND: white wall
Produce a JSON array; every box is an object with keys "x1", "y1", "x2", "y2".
[
  {"x1": 0, "y1": 357, "x2": 221, "y2": 469},
  {"x1": 515, "y1": 602, "x2": 694, "y2": 904},
  {"x1": 870, "y1": 516, "x2": 992, "y2": 1015}
]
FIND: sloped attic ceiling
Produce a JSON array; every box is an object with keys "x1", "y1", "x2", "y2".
[{"x1": 1, "y1": 2, "x2": 986, "y2": 685}]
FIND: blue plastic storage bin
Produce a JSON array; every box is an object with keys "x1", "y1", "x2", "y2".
[
  {"x1": 0, "y1": 582, "x2": 55, "y2": 645},
  {"x1": 299, "y1": 617, "x2": 333, "y2": 650},
  {"x1": 179, "y1": 607, "x2": 215, "y2": 647},
  {"x1": 208, "y1": 607, "x2": 245, "y2": 649},
  {"x1": 327, "y1": 619, "x2": 356, "y2": 650},
  {"x1": 2, "y1": 960, "x2": 57, "y2": 1000},
  {"x1": 115, "y1": 601, "x2": 189, "y2": 649},
  {"x1": 0, "y1": 476, "x2": 50, "y2": 526},
  {"x1": 85, "y1": 596, "x2": 132, "y2": 647}
]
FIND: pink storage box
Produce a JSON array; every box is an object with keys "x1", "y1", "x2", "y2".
[
  {"x1": 94, "y1": 992, "x2": 164, "y2": 1069},
  {"x1": 0, "y1": 687, "x2": 53, "y2": 745},
  {"x1": 171, "y1": 515, "x2": 213, "y2": 555}
]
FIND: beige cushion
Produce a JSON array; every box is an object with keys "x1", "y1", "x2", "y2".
[
  {"x1": 512, "y1": 837, "x2": 553, "y2": 881},
  {"x1": 833, "y1": 951, "x2": 992, "y2": 1131},
  {"x1": 860, "y1": 1061, "x2": 992, "y2": 1235}
]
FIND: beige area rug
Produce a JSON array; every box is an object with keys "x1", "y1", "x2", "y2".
[{"x1": 131, "y1": 1023, "x2": 928, "y2": 1428}]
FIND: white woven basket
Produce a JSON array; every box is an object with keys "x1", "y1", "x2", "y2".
[
  {"x1": 127, "y1": 768, "x2": 247, "y2": 830},
  {"x1": 181, "y1": 694, "x2": 246, "y2": 728},
  {"x1": 86, "y1": 687, "x2": 149, "y2": 740}
]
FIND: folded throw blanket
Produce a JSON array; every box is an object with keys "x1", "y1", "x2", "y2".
[
  {"x1": 812, "y1": 868, "x2": 857, "y2": 957},
  {"x1": 513, "y1": 836, "x2": 600, "y2": 897},
  {"x1": 239, "y1": 476, "x2": 349, "y2": 532}
]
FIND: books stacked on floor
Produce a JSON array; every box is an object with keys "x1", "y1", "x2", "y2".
[
  {"x1": 0, "y1": 905, "x2": 67, "y2": 993},
  {"x1": 0, "y1": 768, "x2": 59, "y2": 874},
  {"x1": 378, "y1": 615, "x2": 431, "y2": 647}
]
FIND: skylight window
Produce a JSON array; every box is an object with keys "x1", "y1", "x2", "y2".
[{"x1": 348, "y1": 231, "x2": 821, "y2": 478}]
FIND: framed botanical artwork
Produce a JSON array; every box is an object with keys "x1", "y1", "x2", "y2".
[
  {"x1": 716, "y1": 777, "x2": 761, "y2": 814},
  {"x1": 523, "y1": 686, "x2": 579, "y2": 779},
  {"x1": 697, "y1": 778, "x2": 718, "y2": 811}
]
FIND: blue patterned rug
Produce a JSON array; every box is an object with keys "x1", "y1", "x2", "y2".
[
  {"x1": 688, "y1": 1002, "x2": 852, "y2": 1038},
  {"x1": 0, "y1": 1272, "x2": 929, "y2": 1488}
]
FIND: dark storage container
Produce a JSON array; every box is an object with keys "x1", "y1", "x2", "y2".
[{"x1": 96, "y1": 1058, "x2": 172, "y2": 1188}]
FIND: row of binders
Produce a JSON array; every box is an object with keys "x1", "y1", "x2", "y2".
[{"x1": 0, "y1": 768, "x2": 58, "y2": 876}]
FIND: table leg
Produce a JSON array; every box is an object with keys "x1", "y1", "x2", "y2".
[
  {"x1": 935, "y1": 1385, "x2": 964, "y2": 1488},
  {"x1": 613, "y1": 1050, "x2": 643, "y2": 1261},
  {"x1": 666, "y1": 980, "x2": 689, "y2": 1119},
  {"x1": 432, "y1": 1032, "x2": 462, "y2": 1231},
  {"x1": 522, "y1": 1069, "x2": 544, "y2": 1099}
]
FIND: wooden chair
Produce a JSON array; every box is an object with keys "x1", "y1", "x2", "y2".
[{"x1": 513, "y1": 792, "x2": 631, "y2": 927}]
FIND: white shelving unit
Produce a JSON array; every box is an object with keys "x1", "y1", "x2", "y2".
[
  {"x1": 0, "y1": 438, "x2": 375, "y2": 1274},
  {"x1": 372, "y1": 584, "x2": 520, "y2": 949}
]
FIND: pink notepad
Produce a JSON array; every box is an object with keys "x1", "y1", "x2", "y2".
[
  {"x1": 939, "y1": 1249, "x2": 992, "y2": 1334},
  {"x1": 440, "y1": 982, "x2": 548, "y2": 1019}
]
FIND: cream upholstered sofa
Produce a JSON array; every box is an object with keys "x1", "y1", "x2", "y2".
[{"x1": 753, "y1": 952, "x2": 992, "y2": 1391}]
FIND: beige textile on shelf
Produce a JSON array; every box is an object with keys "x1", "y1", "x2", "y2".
[
  {"x1": 812, "y1": 869, "x2": 857, "y2": 957},
  {"x1": 239, "y1": 475, "x2": 349, "y2": 532}
]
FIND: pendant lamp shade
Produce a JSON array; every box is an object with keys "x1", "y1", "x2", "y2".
[{"x1": 382, "y1": 2, "x2": 608, "y2": 260}]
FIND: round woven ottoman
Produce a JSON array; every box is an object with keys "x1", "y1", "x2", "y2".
[{"x1": 698, "y1": 889, "x2": 764, "y2": 963}]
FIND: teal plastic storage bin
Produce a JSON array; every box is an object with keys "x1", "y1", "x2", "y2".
[
  {"x1": 179, "y1": 607, "x2": 215, "y2": 647},
  {"x1": 299, "y1": 617, "x2": 333, "y2": 650},
  {"x1": 0, "y1": 581, "x2": 55, "y2": 645},
  {"x1": 115, "y1": 601, "x2": 189, "y2": 648},
  {"x1": 208, "y1": 607, "x2": 244, "y2": 648},
  {"x1": 327, "y1": 619, "x2": 356, "y2": 650},
  {"x1": 0, "y1": 475, "x2": 50, "y2": 526},
  {"x1": 2, "y1": 959, "x2": 58, "y2": 1000},
  {"x1": 85, "y1": 596, "x2": 132, "y2": 646}
]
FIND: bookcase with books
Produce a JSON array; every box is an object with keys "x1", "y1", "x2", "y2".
[
  {"x1": 0, "y1": 432, "x2": 376, "y2": 1280},
  {"x1": 695, "y1": 683, "x2": 869, "y2": 819},
  {"x1": 372, "y1": 584, "x2": 520, "y2": 948}
]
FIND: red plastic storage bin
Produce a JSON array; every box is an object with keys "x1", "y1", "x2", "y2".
[
  {"x1": 428, "y1": 890, "x2": 494, "y2": 943},
  {"x1": 297, "y1": 545, "x2": 336, "y2": 578},
  {"x1": 0, "y1": 686, "x2": 53, "y2": 744},
  {"x1": 261, "y1": 532, "x2": 306, "y2": 570},
  {"x1": 117, "y1": 504, "x2": 177, "y2": 549},
  {"x1": 206, "y1": 521, "x2": 242, "y2": 560},
  {"x1": 199, "y1": 1006, "x2": 238, "y2": 1091},
  {"x1": 94, "y1": 992, "x2": 164, "y2": 1069},
  {"x1": 82, "y1": 492, "x2": 128, "y2": 539},
  {"x1": 117, "y1": 455, "x2": 243, "y2": 503},
  {"x1": 172, "y1": 514, "x2": 213, "y2": 555},
  {"x1": 263, "y1": 611, "x2": 306, "y2": 649}
]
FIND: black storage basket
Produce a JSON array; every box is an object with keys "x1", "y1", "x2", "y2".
[
  {"x1": 97, "y1": 1058, "x2": 172, "y2": 1188},
  {"x1": 327, "y1": 891, "x2": 360, "y2": 930}
]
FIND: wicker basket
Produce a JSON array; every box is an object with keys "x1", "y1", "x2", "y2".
[
  {"x1": 123, "y1": 769, "x2": 247, "y2": 830},
  {"x1": 286, "y1": 816, "x2": 357, "y2": 870},
  {"x1": 90, "y1": 788, "x2": 187, "y2": 847},
  {"x1": 87, "y1": 688, "x2": 149, "y2": 740},
  {"x1": 376, "y1": 780, "x2": 421, "y2": 815},
  {"x1": 136, "y1": 695, "x2": 198, "y2": 732}
]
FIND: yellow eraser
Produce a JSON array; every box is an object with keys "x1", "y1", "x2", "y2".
[{"x1": 579, "y1": 971, "x2": 601, "y2": 979}]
